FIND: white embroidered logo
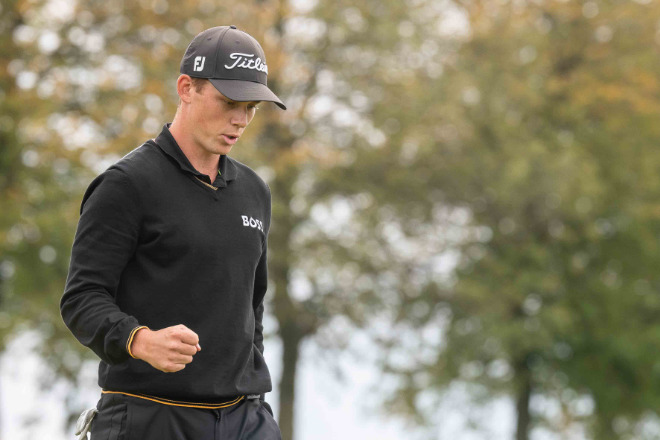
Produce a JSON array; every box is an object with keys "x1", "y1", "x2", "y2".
[
  {"x1": 241, "y1": 215, "x2": 264, "y2": 233},
  {"x1": 225, "y1": 53, "x2": 268, "y2": 74},
  {"x1": 194, "y1": 56, "x2": 206, "y2": 72}
]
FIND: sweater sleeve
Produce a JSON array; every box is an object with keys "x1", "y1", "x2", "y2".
[
  {"x1": 253, "y1": 185, "x2": 271, "y2": 403},
  {"x1": 60, "y1": 167, "x2": 142, "y2": 365},
  {"x1": 253, "y1": 244, "x2": 267, "y2": 404},
  {"x1": 253, "y1": 243, "x2": 267, "y2": 357},
  {"x1": 252, "y1": 186, "x2": 271, "y2": 357}
]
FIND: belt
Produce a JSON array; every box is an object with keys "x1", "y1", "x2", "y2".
[{"x1": 101, "y1": 390, "x2": 259, "y2": 410}]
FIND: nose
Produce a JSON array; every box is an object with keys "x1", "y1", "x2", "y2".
[{"x1": 231, "y1": 107, "x2": 249, "y2": 128}]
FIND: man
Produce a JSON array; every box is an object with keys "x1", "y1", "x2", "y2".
[{"x1": 60, "y1": 25, "x2": 285, "y2": 440}]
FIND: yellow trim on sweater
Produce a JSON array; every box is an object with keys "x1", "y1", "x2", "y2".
[
  {"x1": 126, "y1": 326, "x2": 149, "y2": 359},
  {"x1": 194, "y1": 175, "x2": 219, "y2": 191},
  {"x1": 102, "y1": 390, "x2": 245, "y2": 409}
]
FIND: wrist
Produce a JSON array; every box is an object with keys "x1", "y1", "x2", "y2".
[{"x1": 127, "y1": 326, "x2": 150, "y2": 359}]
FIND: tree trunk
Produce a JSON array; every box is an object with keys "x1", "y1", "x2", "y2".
[
  {"x1": 515, "y1": 358, "x2": 532, "y2": 440},
  {"x1": 268, "y1": 135, "x2": 316, "y2": 440},
  {"x1": 277, "y1": 323, "x2": 304, "y2": 440}
]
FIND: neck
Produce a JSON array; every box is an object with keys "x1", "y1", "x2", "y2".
[{"x1": 169, "y1": 116, "x2": 220, "y2": 178}]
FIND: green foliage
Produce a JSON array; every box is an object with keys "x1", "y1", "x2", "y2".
[
  {"x1": 369, "y1": 1, "x2": 660, "y2": 438},
  {"x1": 5, "y1": 0, "x2": 660, "y2": 438}
]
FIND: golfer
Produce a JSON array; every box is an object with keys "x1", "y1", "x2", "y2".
[{"x1": 61, "y1": 25, "x2": 285, "y2": 439}]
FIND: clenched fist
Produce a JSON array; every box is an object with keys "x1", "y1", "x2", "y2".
[{"x1": 130, "y1": 324, "x2": 202, "y2": 373}]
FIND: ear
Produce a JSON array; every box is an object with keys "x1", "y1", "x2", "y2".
[{"x1": 177, "y1": 74, "x2": 195, "y2": 104}]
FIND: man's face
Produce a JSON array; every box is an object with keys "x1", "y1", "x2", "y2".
[{"x1": 188, "y1": 79, "x2": 259, "y2": 156}]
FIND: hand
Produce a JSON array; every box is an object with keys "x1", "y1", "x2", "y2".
[{"x1": 130, "y1": 324, "x2": 202, "y2": 373}]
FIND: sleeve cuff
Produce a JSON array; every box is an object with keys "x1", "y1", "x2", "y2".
[{"x1": 126, "y1": 325, "x2": 149, "y2": 359}]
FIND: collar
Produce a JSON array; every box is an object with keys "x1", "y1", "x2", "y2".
[{"x1": 153, "y1": 123, "x2": 238, "y2": 184}]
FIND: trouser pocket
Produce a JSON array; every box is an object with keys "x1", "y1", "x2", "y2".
[
  {"x1": 233, "y1": 398, "x2": 281, "y2": 440},
  {"x1": 90, "y1": 394, "x2": 128, "y2": 440},
  {"x1": 257, "y1": 402, "x2": 282, "y2": 440}
]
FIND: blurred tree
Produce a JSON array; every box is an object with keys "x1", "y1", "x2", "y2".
[
  {"x1": 368, "y1": 1, "x2": 660, "y2": 439},
  {"x1": 248, "y1": 2, "x2": 458, "y2": 438},
  {"x1": 11, "y1": 0, "x2": 660, "y2": 438},
  {"x1": 0, "y1": 0, "x2": 454, "y2": 438},
  {"x1": 0, "y1": 0, "x2": 92, "y2": 382}
]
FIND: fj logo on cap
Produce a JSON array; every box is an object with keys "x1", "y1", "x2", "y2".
[
  {"x1": 225, "y1": 53, "x2": 268, "y2": 74},
  {"x1": 241, "y1": 215, "x2": 264, "y2": 233},
  {"x1": 194, "y1": 56, "x2": 206, "y2": 72}
]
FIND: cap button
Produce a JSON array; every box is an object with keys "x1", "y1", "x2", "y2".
[{"x1": 229, "y1": 25, "x2": 237, "y2": 29}]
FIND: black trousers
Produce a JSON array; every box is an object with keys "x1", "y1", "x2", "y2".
[{"x1": 90, "y1": 392, "x2": 282, "y2": 440}]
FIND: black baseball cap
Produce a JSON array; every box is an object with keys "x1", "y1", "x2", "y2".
[{"x1": 180, "y1": 25, "x2": 286, "y2": 110}]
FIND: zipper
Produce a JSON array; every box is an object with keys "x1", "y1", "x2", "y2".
[{"x1": 214, "y1": 409, "x2": 221, "y2": 440}]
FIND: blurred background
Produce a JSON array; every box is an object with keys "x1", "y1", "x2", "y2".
[{"x1": 2, "y1": 0, "x2": 660, "y2": 439}]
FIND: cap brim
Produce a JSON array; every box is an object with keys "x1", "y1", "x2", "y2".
[{"x1": 209, "y1": 79, "x2": 286, "y2": 110}]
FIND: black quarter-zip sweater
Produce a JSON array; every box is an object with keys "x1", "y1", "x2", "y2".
[{"x1": 61, "y1": 123, "x2": 272, "y2": 404}]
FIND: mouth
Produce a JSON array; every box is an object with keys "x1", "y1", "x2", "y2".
[{"x1": 221, "y1": 134, "x2": 239, "y2": 145}]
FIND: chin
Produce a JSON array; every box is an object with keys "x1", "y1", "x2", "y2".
[
  {"x1": 217, "y1": 145, "x2": 233, "y2": 155},
  {"x1": 206, "y1": 141, "x2": 231, "y2": 154}
]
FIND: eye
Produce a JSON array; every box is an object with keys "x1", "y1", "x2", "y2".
[
  {"x1": 222, "y1": 99, "x2": 237, "y2": 107},
  {"x1": 247, "y1": 103, "x2": 260, "y2": 111}
]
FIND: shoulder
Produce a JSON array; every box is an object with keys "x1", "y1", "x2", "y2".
[
  {"x1": 91, "y1": 140, "x2": 164, "y2": 188},
  {"x1": 107, "y1": 140, "x2": 162, "y2": 181},
  {"x1": 82, "y1": 140, "x2": 161, "y2": 207},
  {"x1": 228, "y1": 156, "x2": 271, "y2": 198}
]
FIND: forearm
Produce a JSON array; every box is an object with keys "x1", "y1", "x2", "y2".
[{"x1": 60, "y1": 288, "x2": 141, "y2": 364}]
